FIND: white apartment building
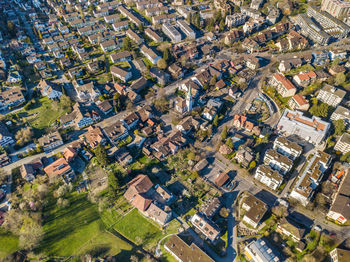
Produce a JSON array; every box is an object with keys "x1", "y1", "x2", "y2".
[
  {"x1": 177, "y1": 20, "x2": 196, "y2": 39},
  {"x1": 255, "y1": 165, "x2": 283, "y2": 191},
  {"x1": 290, "y1": 151, "x2": 331, "y2": 206},
  {"x1": 162, "y1": 23, "x2": 182, "y2": 43},
  {"x1": 317, "y1": 84, "x2": 346, "y2": 107},
  {"x1": 264, "y1": 149, "x2": 293, "y2": 175},
  {"x1": 334, "y1": 133, "x2": 350, "y2": 153},
  {"x1": 273, "y1": 136, "x2": 303, "y2": 160},
  {"x1": 331, "y1": 106, "x2": 350, "y2": 128}
]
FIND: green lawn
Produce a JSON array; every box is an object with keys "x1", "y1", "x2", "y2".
[
  {"x1": 19, "y1": 97, "x2": 71, "y2": 130},
  {"x1": 113, "y1": 208, "x2": 162, "y2": 250},
  {"x1": 0, "y1": 228, "x2": 19, "y2": 258},
  {"x1": 37, "y1": 194, "x2": 132, "y2": 258}
]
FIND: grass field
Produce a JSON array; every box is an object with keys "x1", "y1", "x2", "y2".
[
  {"x1": 0, "y1": 228, "x2": 19, "y2": 259},
  {"x1": 113, "y1": 208, "x2": 162, "y2": 250},
  {"x1": 18, "y1": 97, "x2": 71, "y2": 131},
  {"x1": 37, "y1": 194, "x2": 132, "y2": 258}
]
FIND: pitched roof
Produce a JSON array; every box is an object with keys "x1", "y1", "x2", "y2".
[
  {"x1": 132, "y1": 194, "x2": 152, "y2": 211},
  {"x1": 44, "y1": 158, "x2": 72, "y2": 178},
  {"x1": 215, "y1": 172, "x2": 230, "y2": 187}
]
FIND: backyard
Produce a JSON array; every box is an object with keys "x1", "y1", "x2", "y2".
[
  {"x1": 113, "y1": 208, "x2": 163, "y2": 250},
  {"x1": 0, "y1": 228, "x2": 19, "y2": 259},
  {"x1": 36, "y1": 193, "x2": 133, "y2": 258},
  {"x1": 17, "y1": 96, "x2": 71, "y2": 132}
]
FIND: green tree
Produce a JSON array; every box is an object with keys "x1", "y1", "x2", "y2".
[
  {"x1": 335, "y1": 72, "x2": 346, "y2": 86},
  {"x1": 122, "y1": 37, "x2": 132, "y2": 51},
  {"x1": 221, "y1": 126, "x2": 228, "y2": 140},
  {"x1": 309, "y1": 98, "x2": 330, "y2": 118},
  {"x1": 333, "y1": 119, "x2": 345, "y2": 136},
  {"x1": 210, "y1": 75, "x2": 217, "y2": 86},
  {"x1": 163, "y1": 48, "x2": 170, "y2": 62},
  {"x1": 213, "y1": 115, "x2": 219, "y2": 127},
  {"x1": 249, "y1": 160, "x2": 256, "y2": 169},
  {"x1": 138, "y1": 23, "x2": 144, "y2": 32},
  {"x1": 108, "y1": 170, "x2": 121, "y2": 198},
  {"x1": 7, "y1": 21, "x2": 17, "y2": 38},
  {"x1": 157, "y1": 58, "x2": 167, "y2": 70},
  {"x1": 226, "y1": 137, "x2": 233, "y2": 149},
  {"x1": 187, "y1": 152, "x2": 196, "y2": 161},
  {"x1": 94, "y1": 144, "x2": 109, "y2": 167},
  {"x1": 219, "y1": 19, "x2": 225, "y2": 32}
]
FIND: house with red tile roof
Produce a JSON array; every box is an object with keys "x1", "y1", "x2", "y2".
[
  {"x1": 44, "y1": 158, "x2": 75, "y2": 183},
  {"x1": 288, "y1": 94, "x2": 310, "y2": 111},
  {"x1": 271, "y1": 73, "x2": 297, "y2": 97},
  {"x1": 293, "y1": 71, "x2": 317, "y2": 87}
]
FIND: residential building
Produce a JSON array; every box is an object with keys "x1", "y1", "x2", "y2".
[
  {"x1": 110, "y1": 51, "x2": 132, "y2": 64},
  {"x1": 177, "y1": 20, "x2": 196, "y2": 39},
  {"x1": 145, "y1": 28, "x2": 163, "y2": 43},
  {"x1": 164, "y1": 235, "x2": 214, "y2": 262},
  {"x1": 75, "y1": 81, "x2": 101, "y2": 102},
  {"x1": 308, "y1": 5, "x2": 350, "y2": 39},
  {"x1": 118, "y1": 6, "x2": 143, "y2": 27},
  {"x1": 100, "y1": 39, "x2": 119, "y2": 52},
  {"x1": 0, "y1": 122, "x2": 14, "y2": 147},
  {"x1": 288, "y1": 94, "x2": 310, "y2": 111},
  {"x1": 145, "y1": 6, "x2": 169, "y2": 17},
  {"x1": 317, "y1": 84, "x2": 346, "y2": 107},
  {"x1": 124, "y1": 174, "x2": 153, "y2": 211},
  {"x1": 60, "y1": 103, "x2": 100, "y2": 129},
  {"x1": 145, "y1": 203, "x2": 172, "y2": 226},
  {"x1": 126, "y1": 29, "x2": 143, "y2": 45},
  {"x1": 191, "y1": 213, "x2": 220, "y2": 242},
  {"x1": 245, "y1": 238, "x2": 283, "y2": 262},
  {"x1": 273, "y1": 136, "x2": 303, "y2": 160},
  {"x1": 329, "y1": 248, "x2": 350, "y2": 262},
  {"x1": 136, "y1": 0, "x2": 159, "y2": 10},
  {"x1": 264, "y1": 149, "x2": 293, "y2": 175},
  {"x1": 140, "y1": 45, "x2": 160, "y2": 65},
  {"x1": 103, "y1": 122, "x2": 128, "y2": 146},
  {"x1": 255, "y1": 165, "x2": 283, "y2": 191},
  {"x1": 225, "y1": 13, "x2": 247, "y2": 27},
  {"x1": 38, "y1": 132, "x2": 63, "y2": 152},
  {"x1": 44, "y1": 158, "x2": 75, "y2": 183},
  {"x1": 104, "y1": 14, "x2": 120, "y2": 24},
  {"x1": 294, "y1": 13, "x2": 331, "y2": 45},
  {"x1": 201, "y1": 198, "x2": 221, "y2": 219},
  {"x1": 278, "y1": 58, "x2": 303, "y2": 72},
  {"x1": 242, "y1": 194, "x2": 268, "y2": 228},
  {"x1": 122, "y1": 112, "x2": 139, "y2": 130},
  {"x1": 162, "y1": 23, "x2": 182, "y2": 43},
  {"x1": 251, "y1": 0, "x2": 265, "y2": 10},
  {"x1": 321, "y1": 0, "x2": 350, "y2": 19},
  {"x1": 276, "y1": 217, "x2": 305, "y2": 242},
  {"x1": 79, "y1": 125, "x2": 105, "y2": 149},
  {"x1": 37, "y1": 79, "x2": 63, "y2": 99},
  {"x1": 149, "y1": 67, "x2": 170, "y2": 86},
  {"x1": 0, "y1": 153, "x2": 10, "y2": 167},
  {"x1": 334, "y1": 133, "x2": 350, "y2": 153},
  {"x1": 112, "y1": 21, "x2": 129, "y2": 32},
  {"x1": 331, "y1": 106, "x2": 350, "y2": 124},
  {"x1": 20, "y1": 164, "x2": 35, "y2": 182},
  {"x1": 290, "y1": 151, "x2": 331, "y2": 206},
  {"x1": 152, "y1": 13, "x2": 177, "y2": 24},
  {"x1": 327, "y1": 171, "x2": 350, "y2": 224},
  {"x1": 277, "y1": 109, "x2": 331, "y2": 145},
  {"x1": 0, "y1": 88, "x2": 25, "y2": 111},
  {"x1": 110, "y1": 66, "x2": 132, "y2": 82},
  {"x1": 270, "y1": 73, "x2": 297, "y2": 97},
  {"x1": 234, "y1": 146, "x2": 255, "y2": 168},
  {"x1": 293, "y1": 71, "x2": 317, "y2": 87}
]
